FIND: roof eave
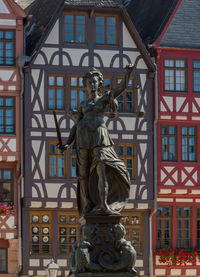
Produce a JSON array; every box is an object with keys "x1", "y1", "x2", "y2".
[
  {"x1": 7, "y1": 0, "x2": 27, "y2": 18},
  {"x1": 121, "y1": 8, "x2": 155, "y2": 72}
]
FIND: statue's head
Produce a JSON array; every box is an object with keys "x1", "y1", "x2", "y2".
[{"x1": 82, "y1": 67, "x2": 103, "y2": 92}]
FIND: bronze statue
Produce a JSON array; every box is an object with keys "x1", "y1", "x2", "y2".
[{"x1": 58, "y1": 64, "x2": 134, "y2": 217}]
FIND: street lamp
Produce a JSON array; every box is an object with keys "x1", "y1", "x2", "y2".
[{"x1": 46, "y1": 258, "x2": 59, "y2": 277}]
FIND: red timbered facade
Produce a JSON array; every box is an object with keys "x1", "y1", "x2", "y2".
[
  {"x1": 0, "y1": 0, "x2": 26, "y2": 276},
  {"x1": 151, "y1": 0, "x2": 200, "y2": 276},
  {"x1": 153, "y1": 49, "x2": 200, "y2": 277},
  {"x1": 127, "y1": 0, "x2": 200, "y2": 275}
]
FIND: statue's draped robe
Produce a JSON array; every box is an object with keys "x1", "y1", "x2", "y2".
[{"x1": 74, "y1": 92, "x2": 130, "y2": 215}]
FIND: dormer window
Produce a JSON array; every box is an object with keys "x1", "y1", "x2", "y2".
[
  {"x1": 95, "y1": 15, "x2": 118, "y2": 45},
  {"x1": 0, "y1": 30, "x2": 15, "y2": 66},
  {"x1": 63, "y1": 13, "x2": 87, "y2": 43},
  {"x1": 164, "y1": 58, "x2": 186, "y2": 92}
]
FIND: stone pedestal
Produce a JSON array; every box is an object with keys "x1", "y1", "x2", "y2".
[{"x1": 68, "y1": 215, "x2": 137, "y2": 276}]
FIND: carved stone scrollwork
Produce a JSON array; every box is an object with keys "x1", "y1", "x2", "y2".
[{"x1": 69, "y1": 216, "x2": 137, "y2": 276}]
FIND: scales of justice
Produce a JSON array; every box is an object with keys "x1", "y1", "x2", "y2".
[{"x1": 53, "y1": 64, "x2": 138, "y2": 276}]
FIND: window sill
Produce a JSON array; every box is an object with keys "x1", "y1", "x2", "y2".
[
  {"x1": 47, "y1": 109, "x2": 65, "y2": 112},
  {"x1": 0, "y1": 65, "x2": 15, "y2": 68},
  {"x1": 47, "y1": 177, "x2": 67, "y2": 180},
  {"x1": 163, "y1": 90, "x2": 188, "y2": 94},
  {"x1": 117, "y1": 112, "x2": 136, "y2": 116},
  {"x1": 161, "y1": 160, "x2": 177, "y2": 163},
  {"x1": 181, "y1": 161, "x2": 197, "y2": 163},
  {"x1": 0, "y1": 133, "x2": 16, "y2": 136},
  {"x1": 30, "y1": 253, "x2": 52, "y2": 257},
  {"x1": 62, "y1": 42, "x2": 88, "y2": 48},
  {"x1": 94, "y1": 44, "x2": 119, "y2": 50}
]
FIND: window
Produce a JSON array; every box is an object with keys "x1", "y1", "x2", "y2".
[
  {"x1": 156, "y1": 207, "x2": 172, "y2": 249},
  {"x1": 30, "y1": 211, "x2": 79, "y2": 256},
  {"x1": 71, "y1": 148, "x2": 76, "y2": 178},
  {"x1": 0, "y1": 169, "x2": 12, "y2": 202},
  {"x1": 176, "y1": 207, "x2": 192, "y2": 249},
  {"x1": 161, "y1": 126, "x2": 177, "y2": 161},
  {"x1": 48, "y1": 142, "x2": 66, "y2": 178},
  {"x1": 156, "y1": 206, "x2": 200, "y2": 251},
  {"x1": 117, "y1": 143, "x2": 135, "y2": 179},
  {"x1": 0, "y1": 97, "x2": 15, "y2": 134},
  {"x1": 95, "y1": 15, "x2": 117, "y2": 45},
  {"x1": 193, "y1": 60, "x2": 200, "y2": 92},
  {"x1": 63, "y1": 13, "x2": 87, "y2": 43},
  {"x1": 70, "y1": 76, "x2": 87, "y2": 109},
  {"x1": 197, "y1": 207, "x2": 200, "y2": 248},
  {"x1": 181, "y1": 127, "x2": 196, "y2": 162},
  {"x1": 0, "y1": 249, "x2": 7, "y2": 273},
  {"x1": 102, "y1": 76, "x2": 113, "y2": 93},
  {"x1": 0, "y1": 30, "x2": 15, "y2": 66},
  {"x1": 103, "y1": 77, "x2": 113, "y2": 113},
  {"x1": 57, "y1": 212, "x2": 79, "y2": 254},
  {"x1": 164, "y1": 59, "x2": 186, "y2": 92},
  {"x1": 117, "y1": 78, "x2": 134, "y2": 112},
  {"x1": 30, "y1": 212, "x2": 52, "y2": 255},
  {"x1": 47, "y1": 74, "x2": 65, "y2": 110},
  {"x1": 121, "y1": 212, "x2": 143, "y2": 255}
]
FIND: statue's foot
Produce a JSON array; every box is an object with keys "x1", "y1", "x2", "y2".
[
  {"x1": 110, "y1": 209, "x2": 121, "y2": 215},
  {"x1": 99, "y1": 205, "x2": 120, "y2": 215}
]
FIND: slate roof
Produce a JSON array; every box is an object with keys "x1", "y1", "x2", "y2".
[
  {"x1": 160, "y1": 0, "x2": 200, "y2": 49},
  {"x1": 24, "y1": 0, "x2": 64, "y2": 56},
  {"x1": 127, "y1": 0, "x2": 179, "y2": 45},
  {"x1": 64, "y1": 0, "x2": 123, "y2": 7}
]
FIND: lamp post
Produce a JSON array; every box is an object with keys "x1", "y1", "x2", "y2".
[{"x1": 46, "y1": 259, "x2": 59, "y2": 277}]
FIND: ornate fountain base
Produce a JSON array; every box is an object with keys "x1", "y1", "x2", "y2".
[{"x1": 68, "y1": 215, "x2": 137, "y2": 276}]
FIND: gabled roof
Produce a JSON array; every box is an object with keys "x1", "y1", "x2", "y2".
[
  {"x1": 23, "y1": 0, "x2": 155, "y2": 71},
  {"x1": 126, "y1": 0, "x2": 179, "y2": 46},
  {"x1": 64, "y1": 0, "x2": 123, "y2": 8},
  {"x1": 16, "y1": 0, "x2": 34, "y2": 10},
  {"x1": 159, "y1": 0, "x2": 200, "y2": 49},
  {"x1": 24, "y1": 0, "x2": 124, "y2": 57}
]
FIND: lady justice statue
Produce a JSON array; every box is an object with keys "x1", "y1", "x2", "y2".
[
  {"x1": 58, "y1": 64, "x2": 134, "y2": 217},
  {"x1": 56, "y1": 65, "x2": 137, "y2": 275}
]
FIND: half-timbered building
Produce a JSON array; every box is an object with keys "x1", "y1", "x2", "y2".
[
  {"x1": 22, "y1": 0, "x2": 155, "y2": 276},
  {"x1": 0, "y1": 0, "x2": 26, "y2": 276},
  {"x1": 129, "y1": 0, "x2": 200, "y2": 276}
]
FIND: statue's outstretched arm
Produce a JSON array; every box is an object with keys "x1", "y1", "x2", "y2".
[
  {"x1": 57, "y1": 109, "x2": 82, "y2": 152},
  {"x1": 58, "y1": 124, "x2": 77, "y2": 152},
  {"x1": 111, "y1": 64, "x2": 134, "y2": 99}
]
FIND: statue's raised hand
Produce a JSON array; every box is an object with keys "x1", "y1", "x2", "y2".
[
  {"x1": 56, "y1": 143, "x2": 70, "y2": 153},
  {"x1": 125, "y1": 64, "x2": 134, "y2": 74}
]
